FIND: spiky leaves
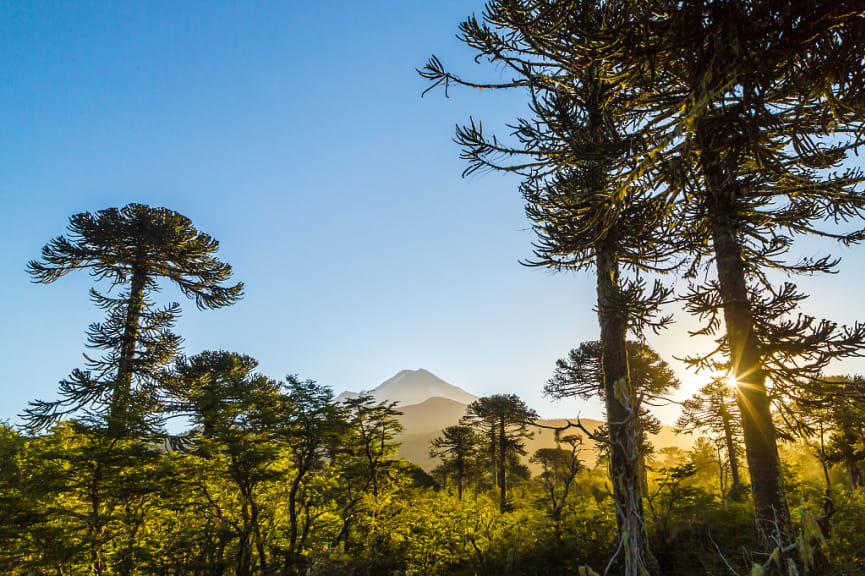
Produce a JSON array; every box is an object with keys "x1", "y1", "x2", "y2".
[
  {"x1": 25, "y1": 204, "x2": 243, "y2": 436},
  {"x1": 546, "y1": 340, "x2": 679, "y2": 461},
  {"x1": 422, "y1": 3, "x2": 673, "y2": 572},
  {"x1": 618, "y1": 1, "x2": 865, "y2": 539}
]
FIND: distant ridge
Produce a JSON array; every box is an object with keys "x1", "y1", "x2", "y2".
[
  {"x1": 335, "y1": 368, "x2": 477, "y2": 407},
  {"x1": 335, "y1": 368, "x2": 693, "y2": 472}
]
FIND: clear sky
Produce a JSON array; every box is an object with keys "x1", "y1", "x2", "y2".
[{"x1": 2, "y1": 1, "x2": 864, "y2": 426}]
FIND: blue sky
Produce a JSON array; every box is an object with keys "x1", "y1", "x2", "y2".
[{"x1": 2, "y1": 1, "x2": 864, "y2": 426}]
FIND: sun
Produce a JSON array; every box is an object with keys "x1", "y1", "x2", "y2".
[{"x1": 725, "y1": 374, "x2": 740, "y2": 391}]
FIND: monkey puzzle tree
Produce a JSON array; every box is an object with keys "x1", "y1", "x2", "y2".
[
  {"x1": 644, "y1": 0, "x2": 865, "y2": 538},
  {"x1": 676, "y1": 379, "x2": 743, "y2": 488},
  {"x1": 546, "y1": 340, "x2": 680, "y2": 493},
  {"x1": 430, "y1": 424, "x2": 480, "y2": 500},
  {"x1": 25, "y1": 203, "x2": 243, "y2": 437},
  {"x1": 422, "y1": 2, "x2": 677, "y2": 571},
  {"x1": 463, "y1": 394, "x2": 537, "y2": 513},
  {"x1": 546, "y1": 340, "x2": 680, "y2": 449}
]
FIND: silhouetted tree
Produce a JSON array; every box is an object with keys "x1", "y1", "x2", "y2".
[
  {"x1": 616, "y1": 0, "x2": 865, "y2": 540},
  {"x1": 531, "y1": 435, "x2": 584, "y2": 538},
  {"x1": 430, "y1": 425, "x2": 479, "y2": 500},
  {"x1": 463, "y1": 395, "x2": 537, "y2": 513},
  {"x1": 422, "y1": 2, "x2": 676, "y2": 570},
  {"x1": 25, "y1": 204, "x2": 243, "y2": 437},
  {"x1": 676, "y1": 379, "x2": 743, "y2": 488},
  {"x1": 546, "y1": 340, "x2": 679, "y2": 497}
]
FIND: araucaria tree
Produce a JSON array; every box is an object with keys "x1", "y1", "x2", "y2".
[
  {"x1": 430, "y1": 424, "x2": 479, "y2": 500},
  {"x1": 676, "y1": 379, "x2": 743, "y2": 490},
  {"x1": 25, "y1": 203, "x2": 243, "y2": 436},
  {"x1": 422, "y1": 2, "x2": 678, "y2": 572},
  {"x1": 546, "y1": 340, "x2": 680, "y2": 454},
  {"x1": 463, "y1": 394, "x2": 537, "y2": 513},
  {"x1": 546, "y1": 340, "x2": 680, "y2": 492},
  {"x1": 616, "y1": 0, "x2": 865, "y2": 539}
]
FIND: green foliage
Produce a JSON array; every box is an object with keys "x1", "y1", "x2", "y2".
[
  {"x1": 11, "y1": 1, "x2": 865, "y2": 571},
  {"x1": 463, "y1": 395, "x2": 538, "y2": 513},
  {"x1": 7, "y1": 401, "x2": 865, "y2": 575},
  {"x1": 430, "y1": 424, "x2": 481, "y2": 499},
  {"x1": 25, "y1": 203, "x2": 243, "y2": 436}
]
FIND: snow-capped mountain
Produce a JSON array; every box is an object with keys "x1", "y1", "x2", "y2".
[{"x1": 334, "y1": 368, "x2": 477, "y2": 407}]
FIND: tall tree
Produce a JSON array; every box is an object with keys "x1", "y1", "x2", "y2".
[
  {"x1": 463, "y1": 394, "x2": 537, "y2": 513},
  {"x1": 613, "y1": 0, "x2": 865, "y2": 541},
  {"x1": 273, "y1": 377, "x2": 344, "y2": 570},
  {"x1": 430, "y1": 425, "x2": 480, "y2": 500},
  {"x1": 164, "y1": 350, "x2": 283, "y2": 576},
  {"x1": 422, "y1": 2, "x2": 677, "y2": 571},
  {"x1": 676, "y1": 379, "x2": 743, "y2": 488},
  {"x1": 25, "y1": 203, "x2": 243, "y2": 437}
]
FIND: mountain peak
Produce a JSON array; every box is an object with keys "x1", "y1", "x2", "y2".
[{"x1": 335, "y1": 368, "x2": 477, "y2": 407}]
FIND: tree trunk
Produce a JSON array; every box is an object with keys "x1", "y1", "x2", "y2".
[
  {"x1": 498, "y1": 414, "x2": 507, "y2": 513},
  {"x1": 719, "y1": 398, "x2": 741, "y2": 486},
  {"x1": 596, "y1": 232, "x2": 660, "y2": 576},
  {"x1": 848, "y1": 460, "x2": 862, "y2": 488},
  {"x1": 236, "y1": 530, "x2": 252, "y2": 576},
  {"x1": 819, "y1": 423, "x2": 832, "y2": 489},
  {"x1": 287, "y1": 474, "x2": 302, "y2": 561},
  {"x1": 457, "y1": 456, "x2": 464, "y2": 500},
  {"x1": 251, "y1": 498, "x2": 268, "y2": 576},
  {"x1": 110, "y1": 265, "x2": 147, "y2": 437},
  {"x1": 489, "y1": 425, "x2": 497, "y2": 489},
  {"x1": 701, "y1": 139, "x2": 793, "y2": 540}
]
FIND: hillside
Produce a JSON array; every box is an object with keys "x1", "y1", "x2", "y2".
[{"x1": 338, "y1": 369, "x2": 693, "y2": 472}]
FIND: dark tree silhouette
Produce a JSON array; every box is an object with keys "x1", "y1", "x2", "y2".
[
  {"x1": 676, "y1": 379, "x2": 743, "y2": 489},
  {"x1": 463, "y1": 394, "x2": 537, "y2": 513},
  {"x1": 430, "y1": 424, "x2": 479, "y2": 500},
  {"x1": 25, "y1": 204, "x2": 243, "y2": 436},
  {"x1": 421, "y1": 2, "x2": 678, "y2": 571},
  {"x1": 610, "y1": 0, "x2": 865, "y2": 541}
]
